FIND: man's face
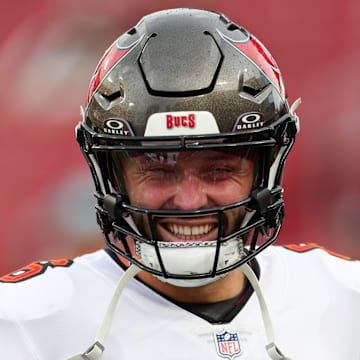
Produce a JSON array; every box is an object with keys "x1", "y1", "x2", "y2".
[{"x1": 117, "y1": 148, "x2": 256, "y2": 243}]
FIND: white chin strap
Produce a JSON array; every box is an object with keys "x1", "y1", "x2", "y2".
[
  {"x1": 136, "y1": 237, "x2": 244, "y2": 287},
  {"x1": 239, "y1": 263, "x2": 291, "y2": 360},
  {"x1": 65, "y1": 263, "x2": 291, "y2": 360},
  {"x1": 66, "y1": 264, "x2": 141, "y2": 360}
]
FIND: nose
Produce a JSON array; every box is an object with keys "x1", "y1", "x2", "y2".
[{"x1": 171, "y1": 171, "x2": 210, "y2": 210}]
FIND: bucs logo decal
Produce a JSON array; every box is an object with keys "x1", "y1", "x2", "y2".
[
  {"x1": 144, "y1": 111, "x2": 220, "y2": 136},
  {"x1": 166, "y1": 113, "x2": 196, "y2": 129},
  {"x1": 214, "y1": 330, "x2": 242, "y2": 359}
]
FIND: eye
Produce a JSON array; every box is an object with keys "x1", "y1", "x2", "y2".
[
  {"x1": 214, "y1": 167, "x2": 232, "y2": 172},
  {"x1": 205, "y1": 166, "x2": 234, "y2": 182},
  {"x1": 142, "y1": 165, "x2": 177, "y2": 183},
  {"x1": 145, "y1": 167, "x2": 171, "y2": 174},
  {"x1": 210, "y1": 167, "x2": 232, "y2": 174},
  {"x1": 146, "y1": 165, "x2": 173, "y2": 173}
]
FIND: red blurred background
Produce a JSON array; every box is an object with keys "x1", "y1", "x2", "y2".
[{"x1": 1, "y1": 0, "x2": 359, "y2": 275}]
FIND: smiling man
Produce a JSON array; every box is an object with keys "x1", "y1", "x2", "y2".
[
  {"x1": 1, "y1": 8, "x2": 359, "y2": 360},
  {"x1": 116, "y1": 147, "x2": 256, "y2": 301}
]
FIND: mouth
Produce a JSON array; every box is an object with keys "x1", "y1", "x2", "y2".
[{"x1": 157, "y1": 220, "x2": 218, "y2": 242}]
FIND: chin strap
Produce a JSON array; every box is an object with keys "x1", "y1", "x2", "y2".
[
  {"x1": 239, "y1": 263, "x2": 291, "y2": 360},
  {"x1": 65, "y1": 264, "x2": 141, "y2": 360},
  {"x1": 66, "y1": 262, "x2": 290, "y2": 360}
]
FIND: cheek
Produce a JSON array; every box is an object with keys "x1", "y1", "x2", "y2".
[
  {"x1": 207, "y1": 178, "x2": 253, "y2": 206},
  {"x1": 128, "y1": 181, "x2": 175, "y2": 209}
]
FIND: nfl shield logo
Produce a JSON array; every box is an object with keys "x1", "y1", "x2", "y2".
[{"x1": 214, "y1": 330, "x2": 242, "y2": 359}]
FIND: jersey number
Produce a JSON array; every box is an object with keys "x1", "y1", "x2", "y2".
[{"x1": 0, "y1": 259, "x2": 73, "y2": 283}]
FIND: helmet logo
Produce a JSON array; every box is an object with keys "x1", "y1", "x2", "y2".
[
  {"x1": 241, "y1": 113, "x2": 261, "y2": 124},
  {"x1": 145, "y1": 111, "x2": 220, "y2": 136},
  {"x1": 166, "y1": 114, "x2": 195, "y2": 129},
  {"x1": 234, "y1": 112, "x2": 264, "y2": 131},
  {"x1": 104, "y1": 119, "x2": 133, "y2": 135},
  {"x1": 106, "y1": 119, "x2": 124, "y2": 129}
]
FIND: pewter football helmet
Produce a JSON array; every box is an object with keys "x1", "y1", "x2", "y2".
[{"x1": 76, "y1": 9, "x2": 300, "y2": 286}]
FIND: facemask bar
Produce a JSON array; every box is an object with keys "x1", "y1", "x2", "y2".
[
  {"x1": 102, "y1": 215, "x2": 282, "y2": 279},
  {"x1": 77, "y1": 112, "x2": 298, "y2": 279},
  {"x1": 99, "y1": 183, "x2": 284, "y2": 279}
]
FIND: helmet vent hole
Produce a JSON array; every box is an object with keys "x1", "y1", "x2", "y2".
[
  {"x1": 101, "y1": 90, "x2": 122, "y2": 102},
  {"x1": 226, "y1": 24, "x2": 249, "y2": 38},
  {"x1": 227, "y1": 23, "x2": 239, "y2": 31},
  {"x1": 127, "y1": 27, "x2": 137, "y2": 35},
  {"x1": 242, "y1": 85, "x2": 264, "y2": 97}
]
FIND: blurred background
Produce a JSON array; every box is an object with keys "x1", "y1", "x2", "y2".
[{"x1": 1, "y1": 0, "x2": 359, "y2": 275}]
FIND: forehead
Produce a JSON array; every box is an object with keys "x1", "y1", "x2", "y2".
[{"x1": 130, "y1": 148, "x2": 252, "y2": 162}]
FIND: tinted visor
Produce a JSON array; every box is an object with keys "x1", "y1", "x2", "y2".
[
  {"x1": 106, "y1": 147, "x2": 261, "y2": 244},
  {"x1": 108, "y1": 147, "x2": 259, "y2": 198},
  {"x1": 107, "y1": 147, "x2": 261, "y2": 209}
]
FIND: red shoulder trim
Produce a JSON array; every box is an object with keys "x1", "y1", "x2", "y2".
[
  {"x1": 0, "y1": 259, "x2": 73, "y2": 283},
  {"x1": 282, "y1": 243, "x2": 352, "y2": 260}
]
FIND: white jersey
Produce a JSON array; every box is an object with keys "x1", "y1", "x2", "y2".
[{"x1": 0, "y1": 244, "x2": 359, "y2": 360}]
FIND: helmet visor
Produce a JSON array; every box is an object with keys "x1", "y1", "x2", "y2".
[
  {"x1": 106, "y1": 147, "x2": 261, "y2": 241},
  {"x1": 108, "y1": 147, "x2": 260, "y2": 209}
]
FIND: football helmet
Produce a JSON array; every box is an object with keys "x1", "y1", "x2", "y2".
[{"x1": 76, "y1": 9, "x2": 300, "y2": 287}]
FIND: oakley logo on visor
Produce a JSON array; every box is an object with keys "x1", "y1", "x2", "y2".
[
  {"x1": 233, "y1": 112, "x2": 264, "y2": 131},
  {"x1": 104, "y1": 119, "x2": 134, "y2": 135}
]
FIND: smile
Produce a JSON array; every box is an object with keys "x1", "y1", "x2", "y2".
[{"x1": 164, "y1": 223, "x2": 217, "y2": 240}]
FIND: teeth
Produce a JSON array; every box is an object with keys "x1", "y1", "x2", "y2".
[
  {"x1": 166, "y1": 223, "x2": 215, "y2": 238},
  {"x1": 192, "y1": 226, "x2": 199, "y2": 235}
]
